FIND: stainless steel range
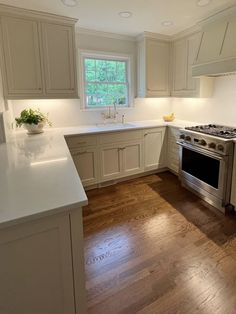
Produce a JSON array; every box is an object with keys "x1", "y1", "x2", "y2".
[{"x1": 177, "y1": 124, "x2": 235, "y2": 213}]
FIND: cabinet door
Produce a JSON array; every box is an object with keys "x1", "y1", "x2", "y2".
[
  {"x1": 196, "y1": 21, "x2": 228, "y2": 63},
  {"x1": 71, "y1": 147, "x2": 98, "y2": 187},
  {"x1": 172, "y1": 39, "x2": 187, "y2": 92},
  {"x1": 0, "y1": 16, "x2": 43, "y2": 97},
  {"x1": 167, "y1": 127, "x2": 180, "y2": 174},
  {"x1": 122, "y1": 141, "x2": 143, "y2": 176},
  {"x1": 100, "y1": 145, "x2": 122, "y2": 181},
  {"x1": 0, "y1": 214, "x2": 75, "y2": 314},
  {"x1": 146, "y1": 39, "x2": 170, "y2": 96},
  {"x1": 144, "y1": 128, "x2": 166, "y2": 171},
  {"x1": 41, "y1": 22, "x2": 77, "y2": 97}
]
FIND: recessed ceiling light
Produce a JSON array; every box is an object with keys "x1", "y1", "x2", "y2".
[
  {"x1": 197, "y1": 0, "x2": 211, "y2": 7},
  {"x1": 119, "y1": 11, "x2": 132, "y2": 18},
  {"x1": 161, "y1": 20, "x2": 173, "y2": 27},
  {"x1": 61, "y1": 0, "x2": 78, "y2": 7}
]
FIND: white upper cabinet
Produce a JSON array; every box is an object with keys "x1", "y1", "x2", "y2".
[
  {"x1": 0, "y1": 16, "x2": 43, "y2": 96},
  {"x1": 138, "y1": 36, "x2": 170, "y2": 97},
  {"x1": 41, "y1": 22, "x2": 77, "y2": 96},
  {"x1": 0, "y1": 5, "x2": 78, "y2": 99},
  {"x1": 172, "y1": 32, "x2": 213, "y2": 98}
]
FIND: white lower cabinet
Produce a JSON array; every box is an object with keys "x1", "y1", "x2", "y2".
[
  {"x1": 99, "y1": 140, "x2": 143, "y2": 182},
  {"x1": 0, "y1": 209, "x2": 86, "y2": 314},
  {"x1": 99, "y1": 144, "x2": 123, "y2": 181},
  {"x1": 122, "y1": 141, "x2": 143, "y2": 176},
  {"x1": 167, "y1": 127, "x2": 180, "y2": 174},
  {"x1": 231, "y1": 146, "x2": 236, "y2": 207},
  {"x1": 67, "y1": 127, "x2": 167, "y2": 187},
  {"x1": 71, "y1": 147, "x2": 98, "y2": 187},
  {"x1": 144, "y1": 127, "x2": 166, "y2": 171}
]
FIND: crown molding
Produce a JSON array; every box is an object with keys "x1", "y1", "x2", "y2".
[
  {"x1": 136, "y1": 31, "x2": 171, "y2": 42},
  {"x1": 171, "y1": 24, "x2": 202, "y2": 41},
  {"x1": 0, "y1": 3, "x2": 78, "y2": 24},
  {"x1": 76, "y1": 27, "x2": 136, "y2": 42}
]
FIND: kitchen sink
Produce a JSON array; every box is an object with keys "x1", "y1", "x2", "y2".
[{"x1": 96, "y1": 122, "x2": 135, "y2": 128}]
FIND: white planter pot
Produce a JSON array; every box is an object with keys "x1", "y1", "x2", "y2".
[{"x1": 24, "y1": 122, "x2": 45, "y2": 134}]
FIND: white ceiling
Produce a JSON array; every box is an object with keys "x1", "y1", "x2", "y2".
[{"x1": 0, "y1": 0, "x2": 235, "y2": 36}]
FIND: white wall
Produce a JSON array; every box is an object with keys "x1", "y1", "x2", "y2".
[{"x1": 170, "y1": 75, "x2": 236, "y2": 126}]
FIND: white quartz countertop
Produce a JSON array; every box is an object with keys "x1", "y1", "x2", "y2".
[
  {"x1": 61, "y1": 119, "x2": 197, "y2": 137},
  {"x1": 0, "y1": 130, "x2": 88, "y2": 229},
  {"x1": 0, "y1": 119, "x2": 197, "y2": 229}
]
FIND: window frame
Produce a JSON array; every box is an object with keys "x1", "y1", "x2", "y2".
[{"x1": 79, "y1": 50, "x2": 134, "y2": 110}]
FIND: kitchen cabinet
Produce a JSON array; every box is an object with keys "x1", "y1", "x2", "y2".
[
  {"x1": 0, "y1": 209, "x2": 86, "y2": 314},
  {"x1": 172, "y1": 33, "x2": 213, "y2": 97},
  {"x1": 231, "y1": 145, "x2": 236, "y2": 207},
  {"x1": 167, "y1": 127, "x2": 180, "y2": 174},
  {"x1": 0, "y1": 16, "x2": 43, "y2": 97},
  {"x1": 71, "y1": 147, "x2": 98, "y2": 187},
  {"x1": 137, "y1": 36, "x2": 170, "y2": 97},
  {"x1": 100, "y1": 140, "x2": 143, "y2": 182},
  {"x1": 0, "y1": 5, "x2": 78, "y2": 99},
  {"x1": 144, "y1": 127, "x2": 166, "y2": 171},
  {"x1": 100, "y1": 144, "x2": 123, "y2": 181},
  {"x1": 41, "y1": 22, "x2": 77, "y2": 96},
  {"x1": 122, "y1": 141, "x2": 143, "y2": 176},
  {"x1": 66, "y1": 127, "x2": 167, "y2": 187}
]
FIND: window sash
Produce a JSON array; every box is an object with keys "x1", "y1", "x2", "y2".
[{"x1": 83, "y1": 56, "x2": 130, "y2": 108}]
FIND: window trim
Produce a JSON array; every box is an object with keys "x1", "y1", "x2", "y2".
[{"x1": 79, "y1": 50, "x2": 134, "y2": 110}]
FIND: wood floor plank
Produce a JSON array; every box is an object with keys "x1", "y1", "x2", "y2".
[{"x1": 83, "y1": 172, "x2": 236, "y2": 314}]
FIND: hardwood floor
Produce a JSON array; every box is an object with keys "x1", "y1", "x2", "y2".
[{"x1": 83, "y1": 172, "x2": 236, "y2": 314}]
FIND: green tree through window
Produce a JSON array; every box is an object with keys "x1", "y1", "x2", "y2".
[{"x1": 84, "y1": 57, "x2": 129, "y2": 108}]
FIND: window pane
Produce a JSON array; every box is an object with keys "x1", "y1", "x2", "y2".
[
  {"x1": 85, "y1": 71, "x2": 95, "y2": 82},
  {"x1": 84, "y1": 56, "x2": 129, "y2": 108},
  {"x1": 117, "y1": 61, "x2": 126, "y2": 82},
  {"x1": 85, "y1": 59, "x2": 95, "y2": 71},
  {"x1": 96, "y1": 60, "x2": 107, "y2": 82}
]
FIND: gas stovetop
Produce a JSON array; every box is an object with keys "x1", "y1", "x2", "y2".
[{"x1": 185, "y1": 124, "x2": 236, "y2": 139}]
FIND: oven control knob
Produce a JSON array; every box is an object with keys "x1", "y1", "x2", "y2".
[
  {"x1": 199, "y1": 139, "x2": 207, "y2": 146},
  {"x1": 180, "y1": 134, "x2": 185, "y2": 140},
  {"x1": 218, "y1": 144, "x2": 224, "y2": 152},
  {"x1": 185, "y1": 136, "x2": 191, "y2": 141},
  {"x1": 209, "y1": 142, "x2": 216, "y2": 149}
]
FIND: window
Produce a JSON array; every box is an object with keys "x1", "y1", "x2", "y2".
[{"x1": 81, "y1": 52, "x2": 131, "y2": 109}]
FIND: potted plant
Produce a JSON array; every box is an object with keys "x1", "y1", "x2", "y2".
[{"x1": 15, "y1": 108, "x2": 52, "y2": 134}]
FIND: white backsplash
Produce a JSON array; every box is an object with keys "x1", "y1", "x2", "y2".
[
  {"x1": 10, "y1": 98, "x2": 171, "y2": 128},
  {"x1": 170, "y1": 75, "x2": 236, "y2": 127},
  {"x1": 8, "y1": 76, "x2": 236, "y2": 128}
]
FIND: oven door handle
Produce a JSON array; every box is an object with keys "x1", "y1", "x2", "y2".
[{"x1": 176, "y1": 141, "x2": 225, "y2": 161}]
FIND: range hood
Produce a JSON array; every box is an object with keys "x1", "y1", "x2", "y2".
[
  {"x1": 192, "y1": 58, "x2": 236, "y2": 77},
  {"x1": 192, "y1": 6, "x2": 236, "y2": 77}
]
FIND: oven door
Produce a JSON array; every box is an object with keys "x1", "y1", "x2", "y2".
[{"x1": 177, "y1": 142, "x2": 228, "y2": 202}]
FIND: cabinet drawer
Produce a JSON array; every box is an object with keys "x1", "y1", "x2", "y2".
[
  {"x1": 66, "y1": 135, "x2": 97, "y2": 149},
  {"x1": 99, "y1": 130, "x2": 142, "y2": 145}
]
